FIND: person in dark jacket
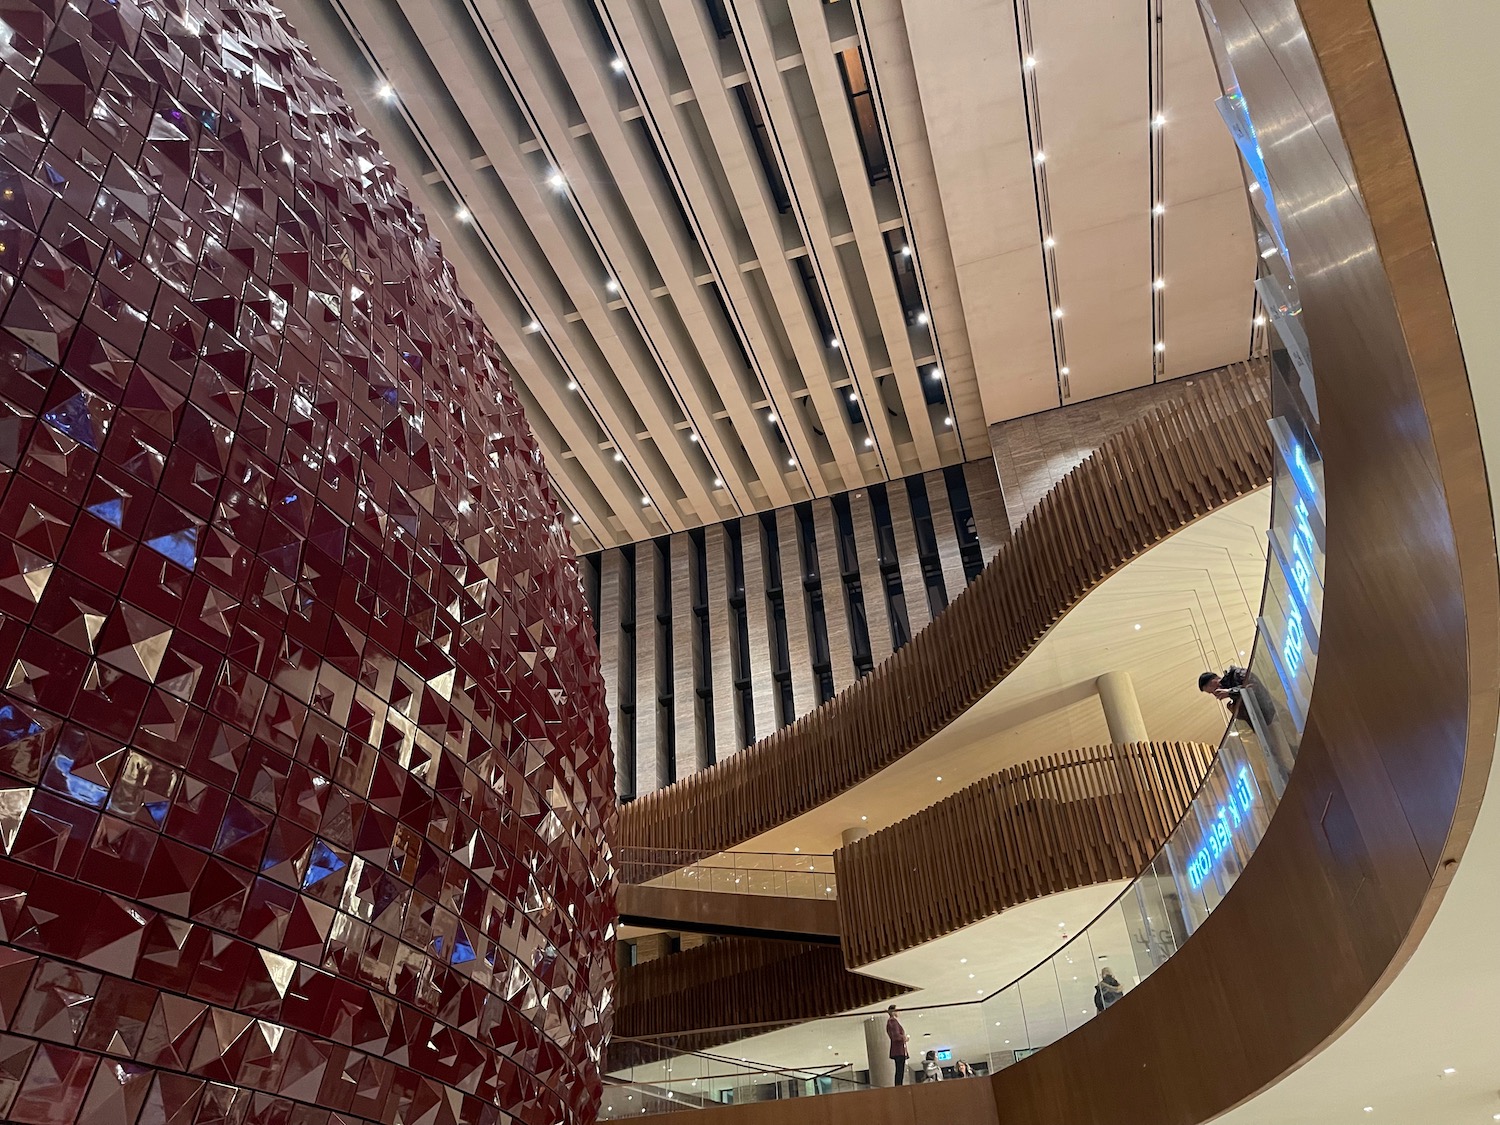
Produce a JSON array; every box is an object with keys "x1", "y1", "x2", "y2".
[{"x1": 1093, "y1": 967, "x2": 1124, "y2": 1012}]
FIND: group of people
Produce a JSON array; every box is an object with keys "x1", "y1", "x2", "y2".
[
  {"x1": 882, "y1": 1005, "x2": 982, "y2": 1085},
  {"x1": 883, "y1": 968, "x2": 1127, "y2": 1085}
]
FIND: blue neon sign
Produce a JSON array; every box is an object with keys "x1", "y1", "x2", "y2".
[{"x1": 1187, "y1": 766, "x2": 1257, "y2": 889}]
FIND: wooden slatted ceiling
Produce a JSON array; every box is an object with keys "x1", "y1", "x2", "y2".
[
  {"x1": 835, "y1": 741, "x2": 1217, "y2": 968},
  {"x1": 614, "y1": 366, "x2": 1272, "y2": 861}
]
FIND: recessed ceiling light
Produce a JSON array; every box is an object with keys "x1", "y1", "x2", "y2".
[
  {"x1": 943, "y1": 416, "x2": 952, "y2": 426},
  {"x1": 688, "y1": 432, "x2": 699, "y2": 442},
  {"x1": 848, "y1": 391, "x2": 858, "y2": 403},
  {"x1": 566, "y1": 380, "x2": 577, "y2": 391},
  {"x1": 640, "y1": 496, "x2": 651, "y2": 506},
  {"x1": 830, "y1": 337, "x2": 841, "y2": 349},
  {"x1": 1153, "y1": 202, "x2": 1166, "y2": 215},
  {"x1": 1133, "y1": 623, "x2": 1141, "y2": 630},
  {"x1": 611, "y1": 57, "x2": 627, "y2": 73},
  {"x1": 377, "y1": 83, "x2": 395, "y2": 101},
  {"x1": 860, "y1": 815, "x2": 867, "y2": 821},
  {"x1": 1254, "y1": 315, "x2": 1267, "y2": 326},
  {"x1": 526, "y1": 319, "x2": 541, "y2": 333},
  {"x1": 793, "y1": 847, "x2": 800, "y2": 853},
  {"x1": 1261, "y1": 246, "x2": 1279, "y2": 259},
  {"x1": 1060, "y1": 365, "x2": 1070, "y2": 375},
  {"x1": 968, "y1": 973, "x2": 975, "y2": 979},
  {"x1": 917, "y1": 311, "x2": 929, "y2": 325},
  {"x1": 712, "y1": 477, "x2": 723, "y2": 488},
  {"x1": 1053, "y1": 307, "x2": 1063, "y2": 319},
  {"x1": 1155, "y1": 341, "x2": 1166, "y2": 352},
  {"x1": 1154, "y1": 277, "x2": 1165, "y2": 290},
  {"x1": 547, "y1": 171, "x2": 566, "y2": 191},
  {"x1": 612, "y1": 451, "x2": 623, "y2": 462},
  {"x1": 929, "y1": 367, "x2": 943, "y2": 381},
  {"x1": 570, "y1": 514, "x2": 580, "y2": 524},
  {"x1": 1034, "y1": 151, "x2": 1046, "y2": 164},
  {"x1": 455, "y1": 208, "x2": 471, "y2": 223},
  {"x1": 1363, "y1": 1109, "x2": 1373, "y2": 1115},
  {"x1": 1153, "y1": 113, "x2": 1166, "y2": 127},
  {"x1": 1044, "y1": 236, "x2": 1055, "y2": 248},
  {"x1": 605, "y1": 279, "x2": 619, "y2": 294},
  {"x1": 960, "y1": 958, "x2": 967, "y2": 964},
  {"x1": 1024, "y1": 55, "x2": 1036, "y2": 69},
  {"x1": 1443, "y1": 1068, "x2": 1456, "y2": 1075},
  {"x1": 787, "y1": 457, "x2": 796, "y2": 467},
  {"x1": 935, "y1": 776, "x2": 943, "y2": 782},
  {"x1": 766, "y1": 412, "x2": 777, "y2": 424},
  {"x1": 864, "y1": 437, "x2": 874, "y2": 447}
]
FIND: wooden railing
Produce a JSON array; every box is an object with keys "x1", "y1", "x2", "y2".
[
  {"x1": 607, "y1": 936, "x2": 908, "y2": 1070},
  {"x1": 835, "y1": 741, "x2": 1218, "y2": 967},
  {"x1": 615, "y1": 366, "x2": 1272, "y2": 862}
]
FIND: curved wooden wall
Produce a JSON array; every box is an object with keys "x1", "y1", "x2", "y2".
[
  {"x1": 616, "y1": 372, "x2": 1272, "y2": 861},
  {"x1": 607, "y1": 936, "x2": 907, "y2": 1071},
  {"x1": 836, "y1": 742, "x2": 1216, "y2": 967}
]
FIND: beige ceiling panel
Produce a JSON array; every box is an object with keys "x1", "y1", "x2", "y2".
[
  {"x1": 1033, "y1": 0, "x2": 1153, "y2": 403},
  {"x1": 1162, "y1": 189, "x2": 1255, "y2": 377},
  {"x1": 900, "y1": 0, "x2": 1056, "y2": 424},
  {"x1": 1160, "y1": 0, "x2": 1257, "y2": 377},
  {"x1": 857, "y1": 0, "x2": 985, "y2": 450}
]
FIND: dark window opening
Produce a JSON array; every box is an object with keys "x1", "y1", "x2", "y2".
[
  {"x1": 735, "y1": 87, "x2": 792, "y2": 213},
  {"x1": 837, "y1": 47, "x2": 892, "y2": 185},
  {"x1": 906, "y1": 476, "x2": 951, "y2": 616},
  {"x1": 618, "y1": 546, "x2": 638, "y2": 802},
  {"x1": 727, "y1": 521, "x2": 753, "y2": 748},
  {"x1": 691, "y1": 529, "x2": 714, "y2": 768},
  {"x1": 762, "y1": 515, "x2": 794, "y2": 727},
  {"x1": 633, "y1": 119, "x2": 696, "y2": 245},
  {"x1": 795, "y1": 257, "x2": 835, "y2": 346},
  {"x1": 869, "y1": 485, "x2": 910, "y2": 649},
  {"x1": 883, "y1": 229, "x2": 924, "y2": 328},
  {"x1": 654, "y1": 538, "x2": 674, "y2": 787},
  {"x1": 704, "y1": 0, "x2": 734, "y2": 39},
  {"x1": 832, "y1": 495, "x2": 875, "y2": 677},
  {"x1": 944, "y1": 467, "x2": 987, "y2": 583}
]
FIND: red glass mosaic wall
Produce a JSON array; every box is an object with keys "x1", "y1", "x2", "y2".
[{"x1": 0, "y1": 0, "x2": 617, "y2": 1122}]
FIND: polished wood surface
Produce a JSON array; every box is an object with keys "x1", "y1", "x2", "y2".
[
  {"x1": 609, "y1": 936, "x2": 908, "y2": 1070},
  {"x1": 975, "y1": 1, "x2": 1500, "y2": 1122},
  {"x1": 837, "y1": 742, "x2": 1216, "y2": 967},
  {"x1": 617, "y1": 883, "x2": 842, "y2": 942},
  {"x1": 616, "y1": 370, "x2": 1272, "y2": 862}
]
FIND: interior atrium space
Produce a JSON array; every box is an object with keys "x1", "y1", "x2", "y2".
[{"x1": 0, "y1": 1, "x2": 1491, "y2": 1124}]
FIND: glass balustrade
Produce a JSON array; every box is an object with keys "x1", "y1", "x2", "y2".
[{"x1": 619, "y1": 848, "x2": 838, "y2": 900}]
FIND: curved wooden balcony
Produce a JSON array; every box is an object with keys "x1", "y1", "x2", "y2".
[
  {"x1": 615, "y1": 4, "x2": 1498, "y2": 1124},
  {"x1": 616, "y1": 371, "x2": 1272, "y2": 862},
  {"x1": 836, "y1": 740, "x2": 1216, "y2": 967}
]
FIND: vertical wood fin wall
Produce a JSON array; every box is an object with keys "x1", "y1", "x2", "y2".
[
  {"x1": 616, "y1": 369, "x2": 1273, "y2": 856},
  {"x1": 835, "y1": 741, "x2": 1218, "y2": 967}
]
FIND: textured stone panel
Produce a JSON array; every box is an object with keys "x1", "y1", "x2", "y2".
[{"x1": 0, "y1": 2, "x2": 615, "y2": 1123}]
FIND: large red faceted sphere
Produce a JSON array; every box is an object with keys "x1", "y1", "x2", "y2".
[{"x1": 0, "y1": 1, "x2": 616, "y2": 1122}]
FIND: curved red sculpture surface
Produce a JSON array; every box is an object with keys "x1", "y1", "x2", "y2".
[{"x1": 0, "y1": 1, "x2": 616, "y2": 1122}]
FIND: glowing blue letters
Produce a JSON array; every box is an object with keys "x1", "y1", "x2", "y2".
[{"x1": 1187, "y1": 767, "x2": 1257, "y2": 889}]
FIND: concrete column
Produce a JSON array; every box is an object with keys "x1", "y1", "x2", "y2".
[
  {"x1": 1096, "y1": 671, "x2": 1149, "y2": 743},
  {"x1": 840, "y1": 826, "x2": 869, "y2": 848},
  {"x1": 863, "y1": 1016, "x2": 896, "y2": 1088}
]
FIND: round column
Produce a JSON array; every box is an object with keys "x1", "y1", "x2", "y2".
[{"x1": 1096, "y1": 670, "x2": 1150, "y2": 743}]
